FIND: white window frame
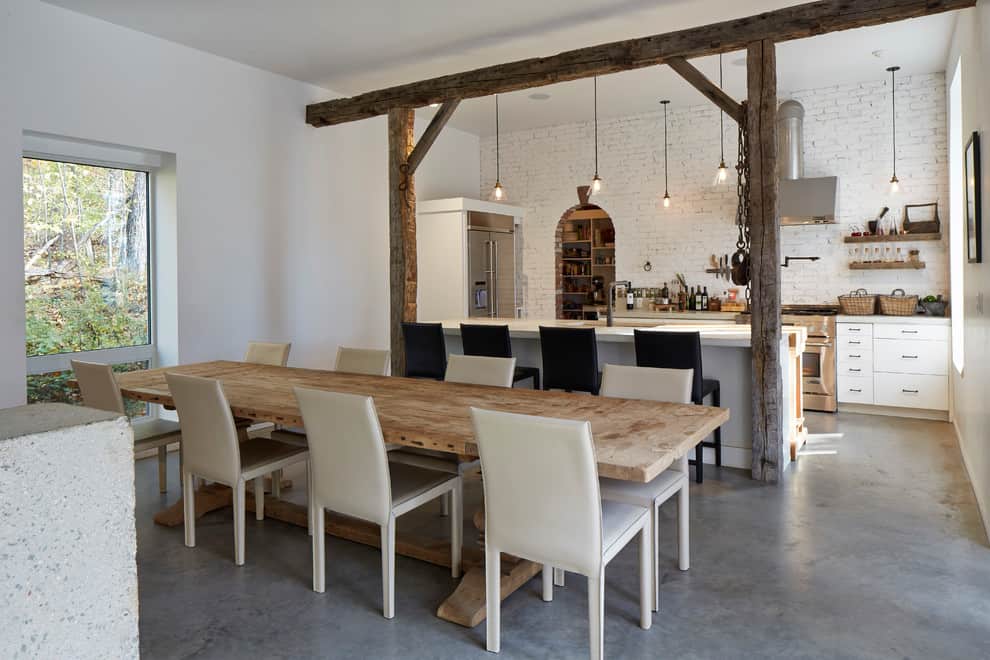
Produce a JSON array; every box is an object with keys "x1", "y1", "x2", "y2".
[{"x1": 22, "y1": 151, "x2": 159, "y2": 401}]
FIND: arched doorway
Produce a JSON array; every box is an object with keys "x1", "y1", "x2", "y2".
[{"x1": 555, "y1": 188, "x2": 616, "y2": 320}]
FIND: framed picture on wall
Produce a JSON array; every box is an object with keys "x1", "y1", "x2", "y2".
[{"x1": 965, "y1": 131, "x2": 982, "y2": 263}]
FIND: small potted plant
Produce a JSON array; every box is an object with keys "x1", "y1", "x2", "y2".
[{"x1": 920, "y1": 294, "x2": 947, "y2": 317}]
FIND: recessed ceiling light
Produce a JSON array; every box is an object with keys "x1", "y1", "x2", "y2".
[
  {"x1": 872, "y1": 49, "x2": 886, "y2": 59},
  {"x1": 528, "y1": 92, "x2": 551, "y2": 101}
]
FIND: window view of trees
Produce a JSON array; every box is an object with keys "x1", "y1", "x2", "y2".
[
  {"x1": 23, "y1": 158, "x2": 150, "y2": 357},
  {"x1": 23, "y1": 158, "x2": 151, "y2": 414}
]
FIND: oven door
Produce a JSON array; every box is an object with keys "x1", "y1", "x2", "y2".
[{"x1": 802, "y1": 341, "x2": 837, "y2": 412}]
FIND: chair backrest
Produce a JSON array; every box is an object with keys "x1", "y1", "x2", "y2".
[
  {"x1": 244, "y1": 341, "x2": 291, "y2": 366},
  {"x1": 71, "y1": 360, "x2": 125, "y2": 414},
  {"x1": 335, "y1": 347, "x2": 390, "y2": 376},
  {"x1": 633, "y1": 330, "x2": 704, "y2": 404},
  {"x1": 472, "y1": 408, "x2": 603, "y2": 575},
  {"x1": 445, "y1": 355, "x2": 516, "y2": 388},
  {"x1": 460, "y1": 323, "x2": 513, "y2": 359},
  {"x1": 600, "y1": 364, "x2": 693, "y2": 404},
  {"x1": 401, "y1": 322, "x2": 447, "y2": 379},
  {"x1": 538, "y1": 326, "x2": 599, "y2": 394},
  {"x1": 294, "y1": 387, "x2": 392, "y2": 525},
  {"x1": 165, "y1": 373, "x2": 242, "y2": 484}
]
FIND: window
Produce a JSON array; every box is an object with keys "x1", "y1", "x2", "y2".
[{"x1": 23, "y1": 156, "x2": 155, "y2": 410}]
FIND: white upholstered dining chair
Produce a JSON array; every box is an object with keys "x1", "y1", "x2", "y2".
[
  {"x1": 387, "y1": 354, "x2": 516, "y2": 515},
  {"x1": 597, "y1": 363, "x2": 693, "y2": 612},
  {"x1": 471, "y1": 407, "x2": 652, "y2": 658},
  {"x1": 244, "y1": 341, "x2": 291, "y2": 366},
  {"x1": 72, "y1": 360, "x2": 181, "y2": 493},
  {"x1": 166, "y1": 372, "x2": 309, "y2": 566},
  {"x1": 294, "y1": 387, "x2": 462, "y2": 618},
  {"x1": 334, "y1": 346, "x2": 390, "y2": 376}
]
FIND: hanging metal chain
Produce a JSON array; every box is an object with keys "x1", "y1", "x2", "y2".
[{"x1": 735, "y1": 116, "x2": 753, "y2": 301}]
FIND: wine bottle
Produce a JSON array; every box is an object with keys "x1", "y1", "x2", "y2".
[
  {"x1": 688, "y1": 287, "x2": 695, "y2": 311},
  {"x1": 702, "y1": 286, "x2": 709, "y2": 311},
  {"x1": 626, "y1": 287, "x2": 634, "y2": 310},
  {"x1": 661, "y1": 282, "x2": 670, "y2": 305}
]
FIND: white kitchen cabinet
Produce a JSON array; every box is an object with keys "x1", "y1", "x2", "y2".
[{"x1": 836, "y1": 317, "x2": 950, "y2": 414}]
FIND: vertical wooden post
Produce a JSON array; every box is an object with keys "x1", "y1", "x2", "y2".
[
  {"x1": 746, "y1": 39, "x2": 783, "y2": 482},
  {"x1": 388, "y1": 108, "x2": 416, "y2": 377}
]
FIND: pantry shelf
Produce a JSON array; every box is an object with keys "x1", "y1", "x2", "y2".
[{"x1": 848, "y1": 261, "x2": 926, "y2": 270}]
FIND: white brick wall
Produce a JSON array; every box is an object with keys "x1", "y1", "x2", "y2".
[{"x1": 480, "y1": 73, "x2": 949, "y2": 318}]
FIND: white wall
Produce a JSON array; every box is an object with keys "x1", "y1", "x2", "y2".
[
  {"x1": 0, "y1": 1, "x2": 479, "y2": 406},
  {"x1": 946, "y1": 2, "x2": 990, "y2": 541},
  {"x1": 481, "y1": 74, "x2": 949, "y2": 319},
  {"x1": 0, "y1": 0, "x2": 27, "y2": 408}
]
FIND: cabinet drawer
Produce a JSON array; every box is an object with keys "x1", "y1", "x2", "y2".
[
  {"x1": 874, "y1": 372, "x2": 948, "y2": 410},
  {"x1": 837, "y1": 361, "x2": 872, "y2": 378},
  {"x1": 837, "y1": 348, "x2": 873, "y2": 366},
  {"x1": 837, "y1": 323, "x2": 873, "y2": 339},
  {"x1": 874, "y1": 324, "x2": 949, "y2": 341},
  {"x1": 874, "y1": 339, "x2": 948, "y2": 375},
  {"x1": 838, "y1": 335, "x2": 871, "y2": 350},
  {"x1": 838, "y1": 375, "x2": 874, "y2": 404}
]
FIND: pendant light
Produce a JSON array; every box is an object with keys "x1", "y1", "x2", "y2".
[
  {"x1": 660, "y1": 99, "x2": 671, "y2": 208},
  {"x1": 714, "y1": 54, "x2": 729, "y2": 185},
  {"x1": 492, "y1": 94, "x2": 506, "y2": 201},
  {"x1": 887, "y1": 65, "x2": 901, "y2": 193},
  {"x1": 590, "y1": 76, "x2": 603, "y2": 194}
]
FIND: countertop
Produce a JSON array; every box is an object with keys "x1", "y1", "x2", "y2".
[
  {"x1": 837, "y1": 314, "x2": 950, "y2": 325},
  {"x1": 442, "y1": 318, "x2": 807, "y2": 349}
]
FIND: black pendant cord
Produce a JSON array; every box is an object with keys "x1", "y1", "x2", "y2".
[
  {"x1": 495, "y1": 94, "x2": 501, "y2": 182},
  {"x1": 719, "y1": 54, "x2": 725, "y2": 164},
  {"x1": 888, "y1": 66, "x2": 898, "y2": 180},
  {"x1": 594, "y1": 77, "x2": 599, "y2": 176},
  {"x1": 662, "y1": 100, "x2": 670, "y2": 195}
]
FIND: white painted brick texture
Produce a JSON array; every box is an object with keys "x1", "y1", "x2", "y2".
[{"x1": 480, "y1": 73, "x2": 949, "y2": 318}]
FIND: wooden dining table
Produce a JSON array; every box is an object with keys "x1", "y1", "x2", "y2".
[{"x1": 116, "y1": 360, "x2": 729, "y2": 627}]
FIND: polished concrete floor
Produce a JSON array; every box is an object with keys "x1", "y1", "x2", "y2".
[{"x1": 136, "y1": 412, "x2": 989, "y2": 659}]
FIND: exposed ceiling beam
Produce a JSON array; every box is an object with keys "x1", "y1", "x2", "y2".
[
  {"x1": 306, "y1": 0, "x2": 973, "y2": 127},
  {"x1": 666, "y1": 56, "x2": 743, "y2": 123},
  {"x1": 405, "y1": 100, "x2": 460, "y2": 175}
]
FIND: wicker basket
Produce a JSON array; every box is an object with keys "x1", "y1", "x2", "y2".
[
  {"x1": 838, "y1": 289, "x2": 876, "y2": 315},
  {"x1": 877, "y1": 288, "x2": 919, "y2": 316}
]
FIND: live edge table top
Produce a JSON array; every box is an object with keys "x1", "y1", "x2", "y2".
[{"x1": 116, "y1": 361, "x2": 730, "y2": 483}]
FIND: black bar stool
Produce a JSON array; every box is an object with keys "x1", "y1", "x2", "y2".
[
  {"x1": 401, "y1": 322, "x2": 447, "y2": 380},
  {"x1": 633, "y1": 329, "x2": 722, "y2": 483},
  {"x1": 459, "y1": 324, "x2": 540, "y2": 389},
  {"x1": 538, "y1": 326, "x2": 600, "y2": 395}
]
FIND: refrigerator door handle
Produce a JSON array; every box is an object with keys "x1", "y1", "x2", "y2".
[{"x1": 492, "y1": 239, "x2": 499, "y2": 317}]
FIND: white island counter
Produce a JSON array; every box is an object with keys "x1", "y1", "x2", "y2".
[{"x1": 441, "y1": 318, "x2": 807, "y2": 473}]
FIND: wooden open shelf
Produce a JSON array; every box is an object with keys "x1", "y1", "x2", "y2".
[
  {"x1": 843, "y1": 233, "x2": 940, "y2": 244},
  {"x1": 849, "y1": 261, "x2": 925, "y2": 270}
]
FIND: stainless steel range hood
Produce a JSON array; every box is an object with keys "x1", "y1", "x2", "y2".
[{"x1": 778, "y1": 100, "x2": 837, "y2": 225}]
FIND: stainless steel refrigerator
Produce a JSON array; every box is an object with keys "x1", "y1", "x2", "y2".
[{"x1": 467, "y1": 211, "x2": 516, "y2": 318}]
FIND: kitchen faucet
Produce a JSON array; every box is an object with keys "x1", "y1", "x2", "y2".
[{"x1": 607, "y1": 280, "x2": 632, "y2": 327}]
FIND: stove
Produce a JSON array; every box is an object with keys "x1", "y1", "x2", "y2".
[
  {"x1": 738, "y1": 304, "x2": 838, "y2": 412},
  {"x1": 783, "y1": 305, "x2": 837, "y2": 412}
]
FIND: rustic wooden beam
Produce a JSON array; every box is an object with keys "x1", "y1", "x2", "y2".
[
  {"x1": 746, "y1": 40, "x2": 783, "y2": 483},
  {"x1": 666, "y1": 56, "x2": 743, "y2": 123},
  {"x1": 388, "y1": 108, "x2": 416, "y2": 377},
  {"x1": 306, "y1": 0, "x2": 973, "y2": 126},
  {"x1": 406, "y1": 100, "x2": 461, "y2": 175}
]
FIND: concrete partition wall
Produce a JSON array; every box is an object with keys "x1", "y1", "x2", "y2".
[{"x1": 0, "y1": 404, "x2": 139, "y2": 660}]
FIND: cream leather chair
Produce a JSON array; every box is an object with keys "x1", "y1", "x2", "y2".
[
  {"x1": 244, "y1": 341, "x2": 291, "y2": 367},
  {"x1": 72, "y1": 360, "x2": 180, "y2": 493},
  {"x1": 388, "y1": 354, "x2": 516, "y2": 515},
  {"x1": 598, "y1": 363, "x2": 693, "y2": 612},
  {"x1": 471, "y1": 407, "x2": 652, "y2": 658},
  {"x1": 294, "y1": 387, "x2": 462, "y2": 618},
  {"x1": 333, "y1": 347, "x2": 390, "y2": 375},
  {"x1": 166, "y1": 372, "x2": 309, "y2": 566}
]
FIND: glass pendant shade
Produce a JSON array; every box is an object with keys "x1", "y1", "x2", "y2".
[
  {"x1": 591, "y1": 174, "x2": 603, "y2": 194},
  {"x1": 492, "y1": 180, "x2": 506, "y2": 201}
]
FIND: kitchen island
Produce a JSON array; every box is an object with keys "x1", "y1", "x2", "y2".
[{"x1": 442, "y1": 318, "x2": 807, "y2": 473}]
